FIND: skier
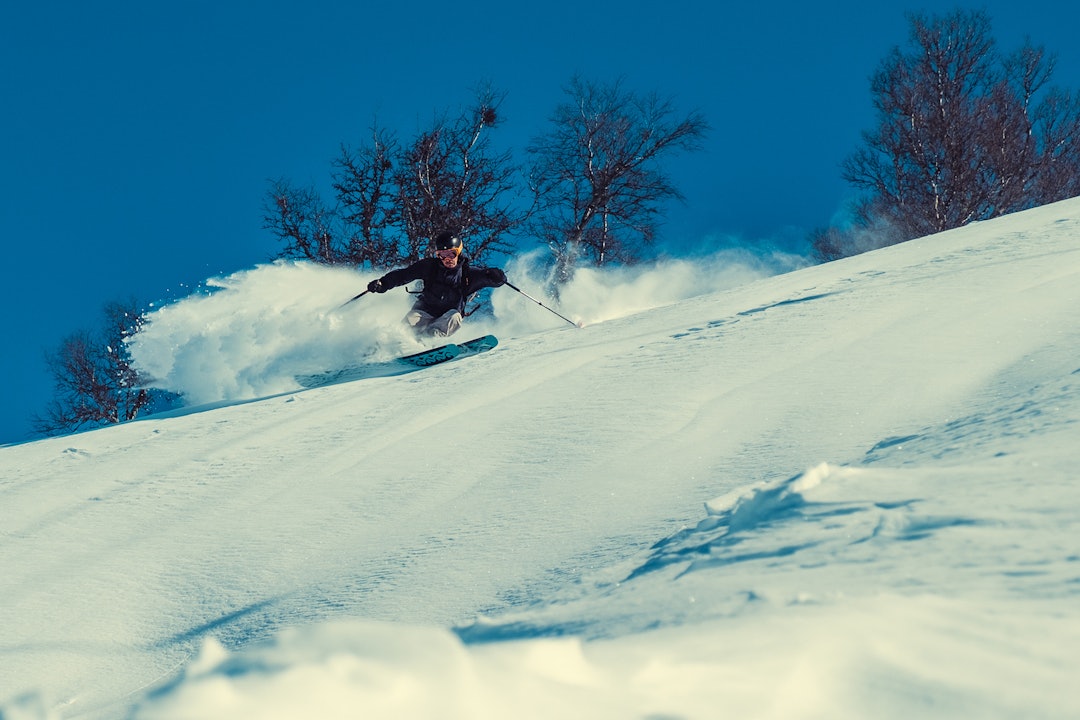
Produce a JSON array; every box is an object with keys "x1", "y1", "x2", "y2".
[{"x1": 366, "y1": 231, "x2": 507, "y2": 338}]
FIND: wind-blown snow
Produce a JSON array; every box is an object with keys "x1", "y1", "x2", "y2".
[
  {"x1": 126, "y1": 249, "x2": 799, "y2": 407},
  {"x1": 2, "y1": 201, "x2": 1079, "y2": 719}
]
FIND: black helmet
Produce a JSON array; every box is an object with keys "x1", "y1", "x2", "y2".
[{"x1": 434, "y1": 231, "x2": 462, "y2": 254}]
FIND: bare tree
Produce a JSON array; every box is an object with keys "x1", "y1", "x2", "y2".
[
  {"x1": 265, "y1": 87, "x2": 526, "y2": 269},
  {"x1": 32, "y1": 300, "x2": 176, "y2": 437},
  {"x1": 332, "y1": 126, "x2": 402, "y2": 267},
  {"x1": 394, "y1": 87, "x2": 527, "y2": 262},
  {"x1": 837, "y1": 9, "x2": 1080, "y2": 253},
  {"x1": 263, "y1": 180, "x2": 341, "y2": 263},
  {"x1": 1030, "y1": 85, "x2": 1080, "y2": 202},
  {"x1": 263, "y1": 125, "x2": 399, "y2": 267},
  {"x1": 527, "y1": 77, "x2": 708, "y2": 283}
]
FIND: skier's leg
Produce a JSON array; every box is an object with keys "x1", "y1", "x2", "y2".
[
  {"x1": 404, "y1": 307, "x2": 437, "y2": 335},
  {"x1": 430, "y1": 309, "x2": 463, "y2": 337}
]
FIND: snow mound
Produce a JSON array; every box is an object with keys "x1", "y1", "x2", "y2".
[{"x1": 131, "y1": 598, "x2": 1080, "y2": 720}]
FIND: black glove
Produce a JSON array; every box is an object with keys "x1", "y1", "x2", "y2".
[
  {"x1": 367, "y1": 278, "x2": 385, "y2": 293},
  {"x1": 492, "y1": 269, "x2": 507, "y2": 287}
]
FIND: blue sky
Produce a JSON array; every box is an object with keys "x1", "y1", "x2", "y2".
[{"x1": 2, "y1": 0, "x2": 1078, "y2": 444}]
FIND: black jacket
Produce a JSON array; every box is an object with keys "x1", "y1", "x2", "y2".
[{"x1": 377, "y1": 256, "x2": 506, "y2": 316}]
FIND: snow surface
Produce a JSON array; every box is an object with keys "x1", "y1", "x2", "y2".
[{"x1": 2, "y1": 200, "x2": 1080, "y2": 719}]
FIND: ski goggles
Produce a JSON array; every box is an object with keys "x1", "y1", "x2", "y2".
[{"x1": 434, "y1": 248, "x2": 461, "y2": 260}]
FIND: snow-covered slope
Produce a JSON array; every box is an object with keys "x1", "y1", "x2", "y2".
[{"x1": 2, "y1": 199, "x2": 1079, "y2": 719}]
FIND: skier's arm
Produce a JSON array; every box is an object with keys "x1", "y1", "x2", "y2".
[
  {"x1": 467, "y1": 266, "x2": 507, "y2": 294},
  {"x1": 368, "y1": 260, "x2": 427, "y2": 293}
]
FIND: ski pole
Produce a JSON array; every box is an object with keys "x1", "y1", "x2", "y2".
[
  {"x1": 505, "y1": 281, "x2": 581, "y2": 328},
  {"x1": 337, "y1": 289, "x2": 369, "y2": 309}
]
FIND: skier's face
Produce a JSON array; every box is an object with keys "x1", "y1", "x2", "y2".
[{"x1": 435, "y1": 248, "x2": 459, "y2": 268}]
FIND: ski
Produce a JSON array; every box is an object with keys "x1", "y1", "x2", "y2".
[
  {"x1": 457, "y1": 334, "x2": 499, "y2": 356},
  {"x1": 295, "y1": 335, "x2": 498, "y2": 389},
  {"x1": 399, "y1": 343, "x2": 462, "y2": 367}
]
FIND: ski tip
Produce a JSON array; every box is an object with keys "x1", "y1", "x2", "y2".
[{"x1": 461, "y1": 333, "x2": 497, "y2": 344}]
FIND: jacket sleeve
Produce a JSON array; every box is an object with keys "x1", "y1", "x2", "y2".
[
  {"x1": 467, "y1": 266, "x2": 507, "y2": 295},
  {"x1": 379, "y1": 259, "x2": 429, "y2": 290}
]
